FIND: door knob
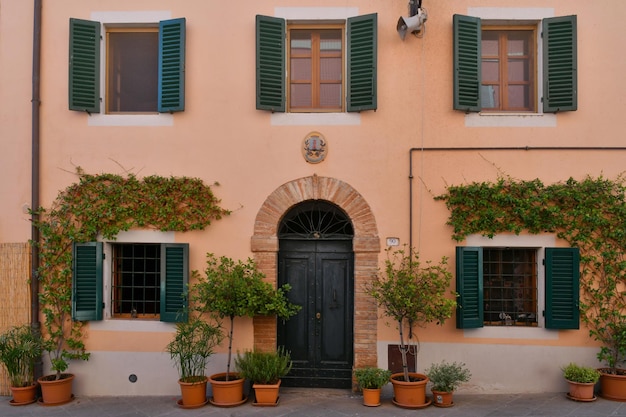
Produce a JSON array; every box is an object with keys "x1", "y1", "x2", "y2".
[{"x1": 316, "y1": 312, "x2": 321, "y2": 319}]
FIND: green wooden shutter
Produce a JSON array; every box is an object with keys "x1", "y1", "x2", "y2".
[
  {"x1": 69, "y1": 18, "x2": 100, "y2": 113},
  {"x1": 542, "y1": 15, "x2": 577, "y2": 113},
  {"x1": 453, "y1": 14, "x2": 481, "y2": 112},
  {"x1": 72, "y1": 242, "x2": 103, "y2": 321},
  {"x1": 158, "y1": 18, "x2": 186, "y2": 113},
  {"x1": 256, "y1": 15, "x2": 285, "y2": 112},
  {"x1": 347, "y1": 13, "x2": 377, "y2": 112},
  {"x1": 545, "y1": 247, "x2": 580, "y2": 329},
  {"x1": 456, "y1": 247, "x2": 484, "y2": 329},
  {"x1": 160, "y1": 243, "x2": 189, "y2": 322}
]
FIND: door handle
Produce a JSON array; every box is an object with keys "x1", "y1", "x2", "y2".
[{"x1": 316, "y1": 312, "x2": 321, "y2": 319}]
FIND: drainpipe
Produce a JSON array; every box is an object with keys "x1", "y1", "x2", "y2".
[
  {"x1": 409, "y1": 146, "x2": 626, "y2": 250},
  {"x1": 31, "y1": 0, "x2": 42, "y2": 380}
]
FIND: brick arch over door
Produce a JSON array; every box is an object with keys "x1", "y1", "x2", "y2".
[{"x1": 251, "y1": 175, "x2": 380, "y2": 370}]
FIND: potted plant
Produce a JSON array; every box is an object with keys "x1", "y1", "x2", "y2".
[
  {"x1": 193, "y1": 253, "x2": 300, "y2": 407},
  {"x1": 0, "y1": 325, "x2": 42, "y2": 405},
  {"x1": 366, "y1": 246, "x2": 456, "y2": 408},
  {"x1": 354, "y1": 367, "x2": 392, "y2": 407},
  {"x1": 425, "y1": 360, "x2": 471, "y2": 407},
  {"x1": 234, "y1": 347, "x2": 292, "y2": 406},
  {"x1": 562, "y1": 362, "x2": 600, "y2": 401},
  {"x1": 166, "y1": 316, "x2": 223, "y2": 408}
]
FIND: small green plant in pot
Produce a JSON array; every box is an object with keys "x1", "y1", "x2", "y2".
[
  {"x1": 562, "y1": 362, "x2": 600, "y2": 401},
  {"x1": 425, "y1": 360, "x2": 471, "y2": 407},
  {"x1": 0, "y1": 325, "x2": 42, "y2": 404},
  {"x1": 166, "y1": 316, "x2": 224, "y2": 407},
  {"x1": 235, "y1": 347, "x2": 292, "y2": 405},
  {"x1": 354, "y1": 367, "x2": 392, "y2": 407}
]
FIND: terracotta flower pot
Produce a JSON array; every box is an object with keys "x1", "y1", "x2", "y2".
[
  {"x1": 599, "y1": 369, "x2": 626, "y2": 402},
  {"x1": 431, "y1": 389, "x2": 454, "y2": 407},
  {"x1": 38, "y1": 373, "x2": 74, "y2": 405},
  {"x1": 252, "y1": 380, "x2": 280, "y2": 406},
  {"x1": 9, "y1": 383, "x2": 38, "y2": 405},
  {"x1": 362, "y1": 387, "x2": 382, "y2": 407},
  {"x1": 390, "y1": 372, "x2": 430, "y2": 408},
  {"x1": 178, "y1": 377, "x2": 208, "y2": 407},
  {"x1": 566, "y1": 380, "x2": 596, "y2": 401},
  {"x1": 209, "y1": 372, "x2": 246, "y2": 406}
]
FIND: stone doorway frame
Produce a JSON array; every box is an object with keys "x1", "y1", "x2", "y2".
[{"x1": 251, "y1": 175, "x2": 380, "y2": 372}]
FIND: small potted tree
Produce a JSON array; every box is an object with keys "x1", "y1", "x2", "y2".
[
  {"x1": 234, "y1": 347, "x2": 292, "y2": 406},
  {"x1": 0, "y1": 325, "x2": 42, "y2": 405},
  {"x1": 425, "y1": 360, "x2": 471, "y2": 407},
  {"x1": 166, "y1": 316, "x2": 223, "y2": 408},
  {"x1": 366, "y1": 246, "x2": 456, "y2": 408},
  {"x1": 354, "y1": 367, "x2": 392, "y2": 407},
  {"x1": 193, "y1": 253, "x2": 300, "y2": 407},
  {"x1": 562, "y1": 362, "x2": 600, "y2": 401}
]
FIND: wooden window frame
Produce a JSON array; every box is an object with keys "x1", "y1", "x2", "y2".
[
  {"x1": 287, "y1": 23, "x2": 345, "y2": 113},
  {"x1": 481, "y1": 25, "x2": 537, "y2": 112},
  {"x1": 105, "y1": 26, "x2": 159, "y2": 115}
]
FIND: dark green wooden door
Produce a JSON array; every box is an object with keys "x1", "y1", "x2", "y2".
[{"x1": 278, "y1": 239, "x2": 354, "y2": 388}]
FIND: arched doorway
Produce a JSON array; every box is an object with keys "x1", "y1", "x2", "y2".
[
  {"x1": 277, "y1": 201, "x2": 354, "y2": 388},
  {"x1": 250, "y1": 175, "x2": 380, "y2": 388}
]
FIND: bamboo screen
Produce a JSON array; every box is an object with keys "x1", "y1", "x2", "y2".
[{"x1": 0, "y1": 243, "x2": 31, "y2": 395}]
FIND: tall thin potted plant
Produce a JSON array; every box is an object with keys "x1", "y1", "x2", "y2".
[
  {"x1": 193, "y1": 253, "x2": 300, "y2": 407},
  {"x1": 166, "y1": 316, "x2": 223, "y2": 408},
  {"x1": 366, "y1": 246, "x2": 456, "y2": 408},
  {"x1": 0, "y1": 325, "x2": 42, "y2": 405}
]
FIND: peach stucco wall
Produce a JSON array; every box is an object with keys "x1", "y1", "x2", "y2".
[{"x1": 1, "y1": 0, "x2": 625, "y2": 395}]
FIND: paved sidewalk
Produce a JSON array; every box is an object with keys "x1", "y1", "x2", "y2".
[{"x1": 1, "y1": 388, "x2": 625, "y2": 417}]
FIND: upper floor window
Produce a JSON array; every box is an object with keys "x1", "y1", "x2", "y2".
[
  {"x1": 453, "y1": 14, "x2": 577, "y2": 114},
  {"x1": 481, "y1": 27, "x2": 535, "y2": 112},
  {"x1": 256, "y1": 13, "x2": 377, "y2": 113},
  {"x1": 68, "y1": 17, "x2": 186, "y2": 115}
]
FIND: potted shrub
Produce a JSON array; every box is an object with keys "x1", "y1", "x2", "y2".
[
  {"x1": 166, "y1": 316, "x2": 223, "y2": 408},
  {"x1": 234, "y1": 347, "x2": 292, "y2": 406},
  {"x1": 562, "y1": 362, "x2": 600, "y2": 401},
  {"x1": 354, "y1": 367, "x2": 392, "y2": 407},
  {"x1": 366, "y1": 246, "x2": 456, "y2": 408},
  {"x1": 425, "y1": 360, "x2": 471, "y2": 407},
  {"x1": 193, "y1": 253, "x2": 300, "y2": 407},
  {"x1": 0, "y1": 325, "x2": 42, "y2": 405}
]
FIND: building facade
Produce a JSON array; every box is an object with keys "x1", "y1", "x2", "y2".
[{"x1": 1, "y1": 0, "x2": 624, "y2": 396}]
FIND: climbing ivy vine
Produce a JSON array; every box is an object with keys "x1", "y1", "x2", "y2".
[
  {"x1": 435, "y1": 175, "x2": 626, "y2": 373},
  {"x1": 33, "y1": 171, "x2": 230, "y2": 377}
]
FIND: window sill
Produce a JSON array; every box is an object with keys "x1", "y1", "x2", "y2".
[
  {"x1": 89, "y1": 319, "x2": 174, "y2": 333},
  {"x1": 271, "y1": 112, "x2": 361, "y2": 126},
  {"x1": 463, "y1": 326, "x2": 558, "y2": 340},
  {"x1": 87, "y1": 113, "x2": 174, "y2": 127},
  {"x1": 465, "y1": 112, "x2": 556, "y2": 128}
]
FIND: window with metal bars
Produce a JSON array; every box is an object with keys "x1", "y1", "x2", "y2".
[
  {"x1": 483, "y1": 248, "x2": 537, "y2": 326},
  {"x1": 112, "y1": 243, "x2": 161, "y2": 318}
]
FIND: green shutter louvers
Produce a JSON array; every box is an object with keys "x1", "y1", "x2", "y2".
[
  {"x1": 456, "y1": 247, "x2": 483, "y2": 329},
  {"x1": 543, "y1": 15, "x2": 577, "y2": 112},
  {"x1": 69, "y1": 18, "x2": 100, "y2": 113},
  {"x1": 453, "y1": 14, "x2": 481, "y2": 112},
  {"x1": 256, "y1": 15, "x2": 285, "y2": 112},
  {"x1": 160, "y1": 243, "x2": 189, "y2": 322},
  {"x1": 545, "y1": 247, "x2": 580, "y2": 329},
  {"x1": 158, "y1": 18, "x2": 186, "y2": 113},
  {"x1": 72, "y1": 242, "x2": 103, "y2": 321},
  {"x1": 347, "y1": 13, "x2": 378, "y2": 112}
]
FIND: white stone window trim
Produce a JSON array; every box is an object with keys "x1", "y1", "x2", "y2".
[
  {"x1": 87, "y1": 11, "x2": 174, "y2": 127},
  {"x1": 462, "y1": 233, "x2": 559, "y2": 340},
  {"x1": 464, "y1": 7, "x2": 557, "y2": 128}
]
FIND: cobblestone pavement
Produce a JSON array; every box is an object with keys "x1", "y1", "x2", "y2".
[{"x1": 1, "y1": 388, "x2": 625, "y2": 417}]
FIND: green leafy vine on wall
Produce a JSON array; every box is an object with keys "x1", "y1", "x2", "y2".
[
  {"x1": 33, "y1": 170, "x2": 230, "y2": 378},
  {"x1": 435, "y1": 175, "x2": 626, "y2": 373}
]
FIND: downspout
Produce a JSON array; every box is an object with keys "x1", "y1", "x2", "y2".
[
  {"x1": 409, "y1": 146, "x2": 626, "y2": 250},
  {"x1": 31, "y1": 0, "x2": 42, "y2": 380}
]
